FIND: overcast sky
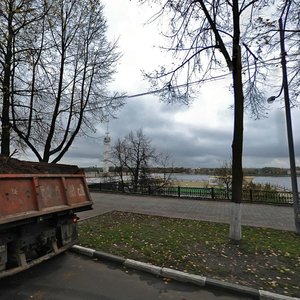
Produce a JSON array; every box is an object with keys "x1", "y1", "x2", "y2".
[{"x1": 29, "y1": 0, "x2": 300, "y2": 169}]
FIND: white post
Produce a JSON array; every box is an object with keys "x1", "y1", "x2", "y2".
[{"x1": 229, "y1": 202, "x2": 242, "y2": 240}]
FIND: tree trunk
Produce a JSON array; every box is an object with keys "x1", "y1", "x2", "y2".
[
  {"x1": 230, "y1": 0, "x2": 244, "y2": 241},
  {"x1": 1, "y1": 5, "x2": 13, "y2": 156},
  {"x1": 230, "y1": 44, "x2": 244, "y2": 241}
]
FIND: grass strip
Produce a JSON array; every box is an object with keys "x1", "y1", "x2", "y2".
[{"x1": 78, "y1": 211, "x2": 300, "y2": 297}]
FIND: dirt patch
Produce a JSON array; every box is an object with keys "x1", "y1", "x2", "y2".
[{"x1": 0, "y1": 155, "x2": 81, "y2": 174}]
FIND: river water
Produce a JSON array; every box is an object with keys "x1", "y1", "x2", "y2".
[{"x1": 170, "y1": 174, "x2": 299, "y2": 191}]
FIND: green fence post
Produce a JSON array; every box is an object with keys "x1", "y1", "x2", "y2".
[
  {"x1": 148, "y1": 185, "x2": 151, "y2": 195},
  {"x1": 99, "y1": 182, "x2": 102, "y2": 191},
  {"x1": 178, "y1": 186, "x2": 181, "y2": 198},
  {"x1": 250, "y1": 189, "x2": 253, "y2": 202},
  {"x1": 211, "y1": 187, "x2": 214, "y2": 200}
]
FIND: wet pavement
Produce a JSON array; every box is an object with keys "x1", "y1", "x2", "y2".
[{"x1": 0, "y1": 252, "x2": 255, "y2": 300}]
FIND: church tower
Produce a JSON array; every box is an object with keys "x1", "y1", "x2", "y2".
[{"x1": 103, "y1": 124, "x2": 111, "y2": 174}]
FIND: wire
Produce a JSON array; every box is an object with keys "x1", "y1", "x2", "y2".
[
  {"x1": 120, "y1": 72, "x2": 231, "y2": 100},
  {"x1": 115, "y1": 53, "x2": 296, "y2": 100}
]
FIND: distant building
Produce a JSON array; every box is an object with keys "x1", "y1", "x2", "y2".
[{"x1": 84, "y1": 167, "x2": 101, "y2": 178}]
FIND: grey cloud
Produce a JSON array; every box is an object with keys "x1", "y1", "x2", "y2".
[{"x1": 58, "y1": 96, "x2": 300, "y2": 168}]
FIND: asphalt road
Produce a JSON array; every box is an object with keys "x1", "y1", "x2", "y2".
[
  {"x1": 0, "y1": 252, "x2": 253, "y2": 300},
  {"x1": 0, "y1": 192, "x2": 290, "y2": 300},
  {"x1": 78, "y1": 192, "x2": 295, "y2": 231}
]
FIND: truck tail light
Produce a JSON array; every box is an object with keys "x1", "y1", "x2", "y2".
[{"x1": 72, "y1": 215, "x2": 79, "y2": 223}]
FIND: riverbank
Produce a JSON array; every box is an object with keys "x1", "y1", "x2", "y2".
[
  {"x1": 86, "y1": 173, "x2": 297, "y2": 191},
  {"x1": 161, "y1": 174, "x2": 296, "y2": 191}
]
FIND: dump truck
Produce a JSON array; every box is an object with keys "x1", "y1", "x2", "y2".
[{"x1": 0, "y1": 156, "x2": 93, "y2": 278}]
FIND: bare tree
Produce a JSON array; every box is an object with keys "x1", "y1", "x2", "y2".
[
  {"x1": 156, "y1": 151, "x2": 174, "y2": 186},
  {"x1": 110, "y1": 137, "x2": 127, "y2": 192},
  {"x1": 0, "y1": 0, "x2": 46, "y2": 156},
  {"x1": 0, "y1": 0, "x2": 123, "y2": 162},
  {"x1": 111, "y1": 129, "x2": 156, "y2": 192},
  {"x1": 249, "y1": 1, "x2": 300, "y2": 106},
  {"x1": 214, "y1": 160, "x2": 232, "y2": 199},
  {"x1": 139, "y1": 0, "x2": 283, "y2": 240},
  {"x1": 274, "y1": 1, "x2": 300, "y2": 105}
]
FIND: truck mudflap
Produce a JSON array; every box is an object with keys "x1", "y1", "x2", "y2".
[
  {"x1": 0, "y1": 213, "x2": 80, "y2": 278},
  {"x1": 0, "y1": 241, "x2": 75, "y2": 279}
]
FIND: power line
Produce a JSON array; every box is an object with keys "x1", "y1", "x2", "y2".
[
  {"x1": 111, "y1": 52, "x2": 298, "y2": 101},
  {"x1": 118, "y1": 55, "x2": 292, "y2": 100},
  {"x1": 121, "y1": 72, "x2": 231, "y2": 100}
]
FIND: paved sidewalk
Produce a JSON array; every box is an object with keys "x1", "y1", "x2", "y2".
[{"x1": 79, "y1": 192, "x2": 296, "y2": 231}]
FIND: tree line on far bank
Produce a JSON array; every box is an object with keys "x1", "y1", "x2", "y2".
[{"x1": 91, "y1": 165, "x2": 294, "y2": 177}]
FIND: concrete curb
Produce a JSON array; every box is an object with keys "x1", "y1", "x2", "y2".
[
  {"x1": 71, "y1": 245, "x2": 300, "y2": 300},
  {"x1": 205, "y1": 277, "x2": 259, "y2": 298},
  {"x1": 162, "y1": 267, "x2": 206, "y2": 286},
  {"x1": 125, "y1": 259, "x2": 162, "y2": 276},
  {"x1": 259, "y1": 290, "x2": 299, "y2": 300}
]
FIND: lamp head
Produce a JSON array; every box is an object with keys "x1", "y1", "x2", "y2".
[{"x1": 267, "y1": 96, "x2": 276, "y2": 103}]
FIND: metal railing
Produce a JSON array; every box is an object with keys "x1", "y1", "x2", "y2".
[{"x1": 88, "y1": 182, "x2": 294, "y2": 206}]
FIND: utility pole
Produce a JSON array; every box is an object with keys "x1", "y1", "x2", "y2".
[{"x1": 279, "y1": 17, "x2": 300, "y2": 234}]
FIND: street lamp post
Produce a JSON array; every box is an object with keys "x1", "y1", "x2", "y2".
[{"x1": 268, "y1": 18, "x2": 300, "y2": 234}]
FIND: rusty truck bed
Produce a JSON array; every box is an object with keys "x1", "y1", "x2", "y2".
[{"x1": 0, "y1": 173, "x2": 93, "y2": 225}]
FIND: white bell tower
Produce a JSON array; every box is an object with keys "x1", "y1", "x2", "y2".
[{"x1": 103, "y1": 123, "x2": 111, "y2": 174}]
